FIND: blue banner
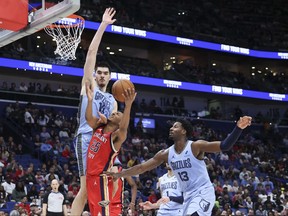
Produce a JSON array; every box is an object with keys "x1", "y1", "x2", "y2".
[
  {"x1": 0, "y1": 57, "x2": 287, "y2": 102},
  {"x1": 85, "y1": 21, "x2": 288, "y2": 60}
]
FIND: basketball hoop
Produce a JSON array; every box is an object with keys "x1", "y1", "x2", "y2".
[{"x1": 44, "y1": 14, "x2": 85, "y2": 61}]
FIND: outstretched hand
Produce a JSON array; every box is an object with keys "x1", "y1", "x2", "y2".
[
  {"x1": 102, "y1": 171, "x2": 119, "y2": 181},
  {"x1": 237, "y1": 116, "x2": 252, "y2": 129},
  {"x1": 139, "y1": 201, "x2": 154, "y2": 210},
  {"x1": 102, "y1": 7, "x2": 116, "y2": 25},
  {"x1": 157, "y1": 197, "x2": 170, "y2": 205},
  {"x1": 123, "y1": 88, "x2": 137, "y2": 106},
  {"x1": 97, "y1": 112, "x2": 107, "y2": 125}
]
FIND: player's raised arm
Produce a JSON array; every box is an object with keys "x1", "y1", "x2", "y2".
[
  {"x1": 192, "y1": 116, "x2": 252, "y2": 154},
  {"x1": 112, "y1": 88, "x2": 137, "y2": 151},
  {"x1": 81, "y1": 8, "x2": 116, "y2": 93}
]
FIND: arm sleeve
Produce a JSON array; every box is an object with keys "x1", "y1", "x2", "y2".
[
  {"x1": 168, "y1": 195, "x2": 184, "y2": 204},
  {"x1": 62, "y1": 193, "x2": 66, "y2": 205},
  {"x1": 42, "y1": 192, "x2": 49, "y2": 204},
  {"x1": 220, "y1": 126, "x2": 243, "y2": 151}
]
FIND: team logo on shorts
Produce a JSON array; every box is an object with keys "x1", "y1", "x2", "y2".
[
  {"x1": 199, "y1": 198, "x2": 210, "y2": 212},
  {"x1": 98, "y1": 200, "x2": 110, "y2": 207}
]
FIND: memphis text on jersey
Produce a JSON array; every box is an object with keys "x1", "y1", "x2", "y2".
[{"x1": 170, "y1": 158, "x2": 192, "y2": 170}]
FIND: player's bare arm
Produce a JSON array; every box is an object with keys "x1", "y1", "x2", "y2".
[
  {"x1": 110, "y1": 166, "x2": 119, "y2": 198},
  {"x1": 104, "y1": 149, "x2": 168, "y2": 179},
  {"x1": 85, "y1": 82, "x2": 107, "y2": 128},
  {"x1": 192, "y1": 116, "x2": 252, "y2": 156},
  {"x1": 42, "y1": 203, "x2": 47, "y2": 216},
  {"x1": 139, "y1": 201, "x2": 159, "y2": 210},
  {"x1": 112, "y1": 100, "x2": 118, "y2": 113},
  {"x1": 126, "y1": 176, "x2": 137, "y2": 213},
  {"x1": 112, "y1": 88, "x2": 137, "y2": 151},
  {"x1": 81, "y1": 8, "x2": 116, "y2": 94}
]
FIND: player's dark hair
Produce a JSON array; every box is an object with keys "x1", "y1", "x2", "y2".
[
  {"x1": 95, "y1": 62, "x2": 111, "y2": 74},
  {"x1": 176, "y1": 118, "x2": 193, "y2": 138}
]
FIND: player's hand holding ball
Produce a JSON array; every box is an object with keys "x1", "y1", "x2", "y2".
[{"x1": 112, "y1": 79, "x2": 137, "y2": 104}]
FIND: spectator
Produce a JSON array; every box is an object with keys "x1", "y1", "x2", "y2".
[
  {"x1": 61, "y1": 145, "x2": 71, "y2": 158},
  {"x1": 18, "y1": 196, "x2": 30, "y2": 215},
  {"x1": 23, "y1": 167, "x2": 36, "y2": 185},
  {"x1": 14, "y1": 164, "x2": 25, "y2": 181},
  {"x1": 45, "y1": 167, "x2": 59, "y2": 185},
  {"x1": 54, "y1": 117, "x2": 63, "y2": 128},
  {"x1": 24, "y1": 106, "x2": 34, "y2": 136},
  {"x1": 35, "y1": 168, "x2": 45, "y2": 187},
  {"x1": 263, "y1": 176, "x2": 274, "y2": 191},
  {"x1": 0, "y1": 82, "x2": 8, "y2": 90},
  {"x1": 222, "y1": 180, "x2": 233, "y2": 192},
  {"x1": 1, "y1": 176, "x2": 15, "y2": 200},
  {"x1": 37, "y1": 111, "x2": 50, "y2": 127},
  {"x1": 147, "y1": 189, "x2": 158, "y2": 204},
  {"x1": 0, "y1": 185, "x2": 6, "y2": 203},
  {"x1": 244, "y1": 196, "x2": 254, "y2": 209},
  {"x1": 19, "y1": 82, "x2": 28, "y2": 92},
  {"x1": 5, "y1": 104, "x2": 14, "y2": 117},
  {"x1": 40, "y1": 127, "x2": 51, "y2": 141},
  {"x1": 11, "y1": 181, "x2": 27, "y2": 202},
  {"x1": 27, "y1": 185, "x2": 39, "y2": 202},
  {"x1": 255, "y1": 204, "x2": 268, "y2": 216},
  {"x1": 59, "y1": 128, "x2": 69, "y2": 139},
  {"x1": 30, "y1": 202, "x2": 42, "y2": 216},
  {"x1": 9, "y1": 83, "x2": 16, "y2": 91}
]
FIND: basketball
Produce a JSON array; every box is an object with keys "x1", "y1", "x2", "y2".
[{"x1": 112, "y1": 79, "x2": 135, "y2": 102}]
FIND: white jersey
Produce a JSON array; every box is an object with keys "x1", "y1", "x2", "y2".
[
  {"x1": 157, "y1": 173, "x2": 183, "y2": 216},
  {"x1": 75, "y1": 87, "x2": 115, "y2": 136},
  {"x1": 168, "y1": 140, "x2": 215, "y2": 215}
]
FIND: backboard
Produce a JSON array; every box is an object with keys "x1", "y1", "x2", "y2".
[{"x1": 0, "y1": 0, "x2": 80, "y2": 48}]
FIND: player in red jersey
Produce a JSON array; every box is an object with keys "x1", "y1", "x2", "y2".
[
  {"x1": 85, "y1": 82, "x2": 136, "y2": 216},
  {"x1": 109, "y1": 158, "x2": 137, "y2": 216}
]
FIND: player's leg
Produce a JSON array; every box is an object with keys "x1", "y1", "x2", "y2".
[
  {"x1": 86, "y1": 175, "x2": 97, "y2": 216},
  {"x1": 96, "y1": 175, "x2": 111, "y2": 215},
  {"x1": 71, "y1": 132, "x2": 91, "y2": 215},
  {"x1": 71, "y1": 175, "x2": 87, "y2": 215}
]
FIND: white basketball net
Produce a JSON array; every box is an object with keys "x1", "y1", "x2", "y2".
[{"x1": 44, "y1": 16, "x2": 85, "y2": 61}]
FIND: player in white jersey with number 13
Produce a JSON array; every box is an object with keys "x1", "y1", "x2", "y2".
[{"x1": 105, "y1": 116, "x2": 252, "y2": 215}]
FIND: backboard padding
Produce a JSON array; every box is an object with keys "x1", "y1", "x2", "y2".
[{"x1": 0, "y1": 0, "x2": 80, "y2": 47}]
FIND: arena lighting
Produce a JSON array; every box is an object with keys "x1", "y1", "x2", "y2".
[
  {"x1": 84, "y1": 21, "x2": 288, "y2": 60},
  {"x1": 0, "y1": 57, "x2": 287, "y2": 102}
]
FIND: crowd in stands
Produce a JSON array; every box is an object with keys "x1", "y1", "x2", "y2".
[{"x1": 0, "y1": 99, "x2": 287, "y2": 215}]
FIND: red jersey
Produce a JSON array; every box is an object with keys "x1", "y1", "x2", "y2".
[{"x1": 87, "y1": 126, "x2": 118, "y2": 176}]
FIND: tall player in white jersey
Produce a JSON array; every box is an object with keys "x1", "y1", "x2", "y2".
[
  {"x1": 71, "y1": 8, "x2": 118, "y2": 216},
  {"x1": 139, "y1": 163, "x2": 183, "y2": 216},
  {"x1": 105, "y1": 116, "x2": 252, "y2": 215}
]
